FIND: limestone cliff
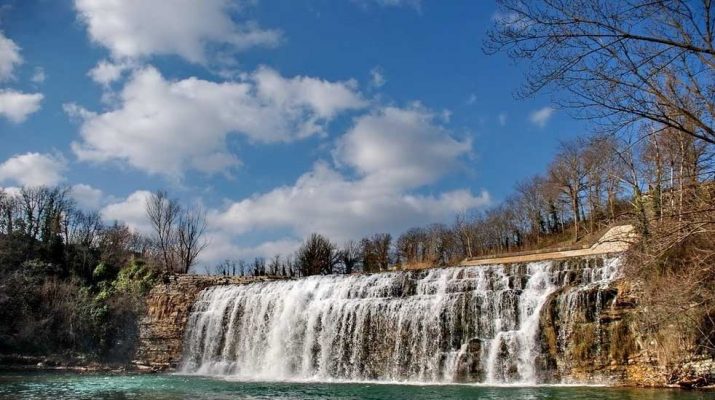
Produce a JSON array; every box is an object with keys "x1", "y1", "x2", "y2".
[
  {"x1": 133, "y1": 274, "x2": 280, "y2": 370},
  {"x1": 537, "y1": 268, "x2": 714, "y2": 387},
  {"x1": 134, "y1": 261, "x2": 714, "y2": 387}
]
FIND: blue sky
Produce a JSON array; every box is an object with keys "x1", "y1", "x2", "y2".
[{"x1": 0, "y1": 0, "x2": 587, "y2": 265}]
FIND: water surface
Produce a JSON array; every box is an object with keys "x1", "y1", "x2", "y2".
[{"x1": 0, "y1": 372, "x2": 713, "y2": 400}]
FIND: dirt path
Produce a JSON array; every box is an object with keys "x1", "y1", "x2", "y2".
[{"x1": 461, "y1": 225, "x2": 636, "y2": 266}]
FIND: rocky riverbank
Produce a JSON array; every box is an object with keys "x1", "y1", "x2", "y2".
[
  {"x1": 132, "y1": 274, "x2": 285, "y2": 371},
  {"x1": 0, "y1": 354, "x2": 133, "y2": 373}
]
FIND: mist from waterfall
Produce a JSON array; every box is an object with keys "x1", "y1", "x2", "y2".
[{"x1": 181, "y1": 257, "x2": 621, "y2": 384}]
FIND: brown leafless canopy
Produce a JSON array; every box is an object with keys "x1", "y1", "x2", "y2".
[
  {"x1": 485, "y1": 0, "x2": 715, "y2": 145},
  {"x1": 176, "y1": 206, "x2": 208, "y2": 274},
  {"x1": 145, "y1": 190, "x2": 180, "y2": 273}
]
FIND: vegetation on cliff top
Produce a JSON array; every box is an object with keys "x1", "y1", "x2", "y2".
[
  {"x1": 484, "y1": 0, "x2": 715, "y2": 371},
  {"x1": 0, "y1": 186, "x2": 160, "y2": 362}
]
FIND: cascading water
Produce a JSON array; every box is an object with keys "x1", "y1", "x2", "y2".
[{"x1": 181, "y1": 256, "x2": 621, "y2": 383}]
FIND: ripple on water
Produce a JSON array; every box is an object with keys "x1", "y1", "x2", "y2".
[{"x1": 0, "y1": 373, "x2": 713, "y2": 400}]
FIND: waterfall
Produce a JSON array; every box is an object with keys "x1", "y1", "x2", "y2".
[{"x1": 181, "y1": 256, "x2": 621, "y2": 383}]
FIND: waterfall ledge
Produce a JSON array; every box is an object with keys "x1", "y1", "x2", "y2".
[{"x1": 178, "y1": 257, "x2": 626, "y2": 384}]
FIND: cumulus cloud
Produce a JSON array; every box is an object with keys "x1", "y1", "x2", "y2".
[
  {"x1": 74, "y1": 0, "x2": 281, "y2": 63},
  {"x1": 0, "y1": 186, "x2": 21, "y2": 198},
  {"x1": 0, "y1": 90, "x2": 43, "y2": 123},
  {"x1": 0, "y1": 152, "x2": 67, "y2": 187},
  {"x1": 71, "y1": 184, "x2": 104, "y2": 209},
  {"x1": 334, "y1": 106, "x2": 471, "y2": 188},
  {"x1": 529, "y1": 106, "x2": 555, "y2": 128},
  {"x1": 31, "y1": 67, "x2": 46, "y2": 84},
  {"x1": 201, "y1": 234, "x2": 302, "y2": 265},
  {"x1": 101, "y1": 190, "x2": 153, "y2": 234},
  {"x1": 99, "y1": 189, "x2": 303, "y2": 264},
  {"x1": 251, "y1": 66, "x2": 366, "y2": 121},
  {"x1": 210, "y1": 162, "x2": 490, "y2": 246},
  {"x1": 0, "y1": 32, "x2": 22, "y2": 80},
  {"x1": 96, "y1": 104, "x2": 489, "y2": 265},
  {"x1": 207, "y1": 106, "x2": 487, "y2": 258},
  {"x1": 88, "y1": 59, "x2": 129, "y2": 85},
  {"x1": 69, "y1": 66, "x2": 365, "y2": 177}
]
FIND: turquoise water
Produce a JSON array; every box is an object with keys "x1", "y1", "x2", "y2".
[{"x1": 0, "y1": 373, "x2": 713, "y2": 400}]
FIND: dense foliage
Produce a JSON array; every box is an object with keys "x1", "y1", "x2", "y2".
[{"x1": 0, "y1": 187, "x2": 157, "y2": 362}]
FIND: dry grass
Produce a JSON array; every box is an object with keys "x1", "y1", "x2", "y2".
[{"x1": 623, "y1": 185, "x2": 715, "y2": 367}]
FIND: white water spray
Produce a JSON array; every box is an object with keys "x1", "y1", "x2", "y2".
[{"x1": 181, "y1": 257, "x2": 621, "y2": 383}]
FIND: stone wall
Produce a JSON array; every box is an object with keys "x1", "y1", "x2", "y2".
[
  {"x1": 537, "y1": 278, "x2": 663, "y2": 385},
  {"x1": 133, "y1": 274, "x2": 282, "y2": 370},
  {"x1": 538, "y1": 277, "x2": 714, "y2": 387}
]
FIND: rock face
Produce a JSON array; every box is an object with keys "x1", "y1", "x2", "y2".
[
  {"x1": 537, "y1": 276, "x2": 715, "y2": 387},
  {"x1": 536, "y1": 277, "x2": 660, "y2": 385},
  {"x1": 134, "y1": 263, "x2": 714, "y2": 387},
  {"x1": 133, "y1": 274, "x2": 281, "y2": 370}
]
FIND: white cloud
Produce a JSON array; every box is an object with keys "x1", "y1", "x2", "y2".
[
  {"x1": 0, "y1": 186, "x2": 21, "y2": 198},
  {"x1": 211, "y1": 162, "x2": 490, "y2": 246},
  {"x1": 529, "y1": 106, "x2": 555, "y2": 128},
  {"x1": 63, "y1": 102, "x2": 97, "y2": 121},
  {"x1": 69, "y1": 66, "x2": 365, "y2": 177},
  {"x1": 96, "y1": 104, "x2": 490, "y2": 266},
  {"x1": 101, "y1": 190, "x2": 152, "y2": 234},
  {"x1": 200, "y1": 234, "x2": 301, "y2": 265},
  {"x1": 88, "y1": 59, "x2": 129, "y2": 85},
  {"x1": 492, "y1": 11, "x2": 531, "y2": 31},
  {"x1": 466, "y1": 93, "x2": 477, "y2": 105},
  {"x1": 498, "y1": 112, "x2": 507, "y2": 126},
  {"x1": 334, "y1": 106, "x2": 471, "y2": 188},
  {"x1": 71, "y1": 184, "x2": 104, "y2": 209},
  {"x1": 370, "y1": 66, "x2": 386, "y2": 88},
  {"x1": 0, "y1": 90, "x2": 43, "y2": 123},
  {"x1": 100, "y1": 189, "x2": 305, "y2": 265},
  {"x1": 74, "y1": 0, "x2": 281, "y2": 63},
  {"x1": 0, "y1": 152, "x2": 67, "y2": 187},
  {"x1": 252, "y1": 66, "x2": 366, "y2": 121},
  {"x1": 31, "y1": 67, "x2": 46, "y2": 84},
  {"x1": 0, "y1": 32, "x2": 22, "y2": 80},
  {"x1": 209, "y1": 106, "x2": 487, "y2": 255}
]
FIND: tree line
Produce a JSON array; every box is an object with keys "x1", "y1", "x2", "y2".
[
  {"x1": 218, "y1": 126, "x2": 711, "y2": 279},
  {"x1": 484, "y1": 0, "x2": 715, "y2": 365},
  {"x1": 0, "y1": 187, "x2": 208, "y2": 360}
]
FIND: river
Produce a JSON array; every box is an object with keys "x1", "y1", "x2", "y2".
[{"x1": 0, "y1": 372, "x2": 713, "y2": 399}]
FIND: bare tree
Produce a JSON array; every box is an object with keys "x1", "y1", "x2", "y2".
[
  {"x1": 361, "y1": 233, "x2": 392, "y2": 272},
  {"x1": 176, "y1": 206, "x2": 208, "y2": 274},
  {"x1": 396, "y1": 227, "x2": 427, "y2": 266},
  {"x1": 296, "y1": 233, "x2": 337, "y2": 276},
  {"x1": 338, "y1": 240, "x2": 361, "y2": 274},
  {"x1": 215, "y1": 259, "x2": 231, "y2": 276},
  {"x1": 515, "y1": 176, "x2": 549, "y2": 242},
  {"x1": 145, "y1": 190, "x2": 180, "y2": 273},
  {"x1": 548, "y1": 139, "x2": 589, "y2": 242},
  {"x1": 65, "y1": 210, "x2": 103, "y2": 248},
  {"x1": 0, "y1": 189, "x2": 17, "y2": 234},
  {"x1": 453, "y1": 212, "x2": 475, "y2": 259},
  {"x1": 485, "y1": 0, "x2": 715, "y2": 146},
  {"x1": 268, "y1": 255, "x2": 282, "y2": 275},
  {"x1": 252, "y1": 257, "x2": 266, "y2": 276}
]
